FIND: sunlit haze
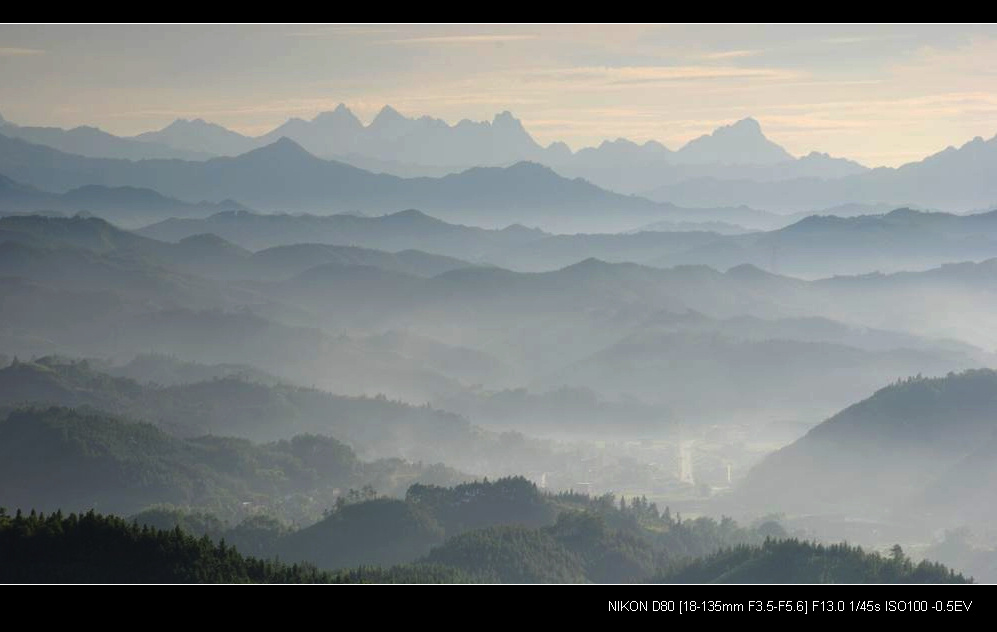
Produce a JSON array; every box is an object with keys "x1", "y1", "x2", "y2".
[{"x1": 3, "y1": 24, "x2": 997, "y2": 166}]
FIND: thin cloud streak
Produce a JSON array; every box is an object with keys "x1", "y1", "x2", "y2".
[
  {"x1": 700, "y1": 49, "x2": 763, "y2": 60},
  {"x1": 0, "y1": 47, "x2": 45, "y2": 56},
  {"x1": 384, "y1": 34, "x2": 539, "y2": 45}
]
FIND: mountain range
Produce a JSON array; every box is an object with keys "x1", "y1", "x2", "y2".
[
  {"x1": 5, "y1": 213, "x2": 993, "y2": 425},
  {"x1": 0, "y1": 173, "x2": 249, "y2": 227},
  {"x1": 4, "y1": 106, "x2": 997, "y2": 226},
  {"x1": 135, "y1": 204, "x2": 997, "y2": 279},
  {"x1": 21, "y1": 105, "x2": 813, "y2": 169},
  {"x1": 2, "y1": 106, "x2": 870, "y2": 197},
  {"x1": 0, "y1": 134, "x2": 780, "y2": 232},
  {"x1": 0, "y1": 118, "x2": 210, "y2": 161},
  {"x1": 646, "y1": 133, "x2": 997, "y2": 212}
]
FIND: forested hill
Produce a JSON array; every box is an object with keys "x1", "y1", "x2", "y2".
[
  {"x1": 0, "y1": 356, "x2": 542, "y2": 476},
  {"x1": 0, "y1": 507, "x2": 970, "y2": 584},
  {"x1": 738, "y1": 369, "x2": 997, "y2": 523},
  {"x1": 0, "y1": 508, "x2": 332, "y2": 583},
  {"x1": 656, "y1": 539, "x2": 969, "y2": 584},
  {"x1": 0, "y1": 406, "x2": 467, "y2": 522}
]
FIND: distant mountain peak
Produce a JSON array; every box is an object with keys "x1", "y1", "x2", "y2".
[
  {"x1": 246, "y1": 136, "x2": 316, "y2": 161},
  {"x1": 883, "y1": 207, "x2": 925, "y2": 219},
  {"x1": 491, "y1": 110, "x2": 529, "y2": 133},
  {"x1": 162, "y1": 118, "x2": 221, "y2": 131},
  {"x1": 371, "y1": 104, "x2": 407, "y2": 126},
  {"x1": 730, "y1": 116, "x2": 761, "y2": 132},
  {"x1": 382, "y1": 209, "x2": 446, "y2": 225},
  {"x1": 560, "y1": 257, "x2": 620, "y2": 275},
  {"x1": 676, "y1": 116, "x2": 794, "y2": 165},
  {"x1": 313, "y1": 104, "x2": 362, "y2": 128},
  {"x1": 0, "y1": 112, "x2": 7, "y2": 126},
  {"x1": 504, "y1": 161, "x2": 557, "y2": 176},
  {"x1": 178, "y1": 232, "x2": 233, "y2": 246},
  {"x1": 603, "y1": 138, "x2": 638, "y2": 149},
  {"x1": 725, "y1": 263, "x2": 777, "y2": 280},
  {"x1": 704, "y1": 117, "x2": 767, "y2": 143},
  {"x1": 377, "y1": 104, "x2": 402, "y2": 117},
  {"x1": 270, "y1": 136, "x2": 305, "y2": 148},
  {"x1": 387, "y1": 208, "x2": 431, "y2": 219}
]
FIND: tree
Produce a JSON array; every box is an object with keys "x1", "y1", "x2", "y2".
[{"x1": 890, "y1": 544, "x2": 905, "y2": 563}]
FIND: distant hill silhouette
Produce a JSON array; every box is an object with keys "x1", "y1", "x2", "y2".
[
  {"x1": 1, "y1": 121, "x2": 208, "y2": 161},
  {"x1": 0, "y1": 172, "x2": 249, "y2": 226},
  {"x1": 739, "y1": 369, "x2": 997, "y2": 526},
  {"x1": 656, "y1": 207, "x2": 997, "y2": 277},
  {"x1": 134, "y1": 118, "x2": 257, "y2": 156},
  {"x1": 4, "y1": 108, "x2": 870, "y2": 199},
  {"x1": 647, "y1": 133, "x2": 997, "y2": 212},
  {"x1": 675, "y1": 118, "x2": 793, "y2": 165},
  {"x1": 1, "y1": 134, "x2": 753, "y2": 231}
]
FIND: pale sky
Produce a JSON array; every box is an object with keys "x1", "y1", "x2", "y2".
[{"x1": 2, "y1": 24, "x2": 997, "y2": 167}]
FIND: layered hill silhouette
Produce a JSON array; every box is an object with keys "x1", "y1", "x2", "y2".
[
  {"x1": 739, "y1": 369, "x2": 997, "y2": 526},
  {"x1": 0, "y1": 134, "x2": 762, "y2": 232},
  {"x1": 10, "y1": 106, "x2": 997, "y2": 212},
  {"x1": 657, "y1": 208, "x2": 997, "y2": 278},
  {"x1": 3, "y1": 214, "x2": 991, "y2": 422},
  {"x1": 647, "y1": 133, "x2": 997, "y2": 212},
  {"x1": 4, "y1": 107, "x2": 871, "y2": 202},
  {"x1": 0, "y1": 357, "x2": 540, "y2": 478},
  {"x1": 138, "y1": 205, "x2": 997, "y2": 279},
  {"x1": 8, "y1": 106, "x2": 833, "y2": 171},
  {"x1": 0, "y1": 173, "x2": 248, "y2": 227},
  {"x1": 0, "y1": 118, "x2": 210, "y2": 161}
]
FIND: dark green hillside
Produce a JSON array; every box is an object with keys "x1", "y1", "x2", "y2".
[
  {"x1": 422, "y1": 511, "x2": 656, "y2": 583},
  {"x1": 0, "y1": 407, "x2": 466, "y2": 521},
  {"x1": 0, "y1": 508, "x2": 330, "y2": 583},
  {"x1": 0, "y1": 489, "x2": 970, "y2": 583},
  {"x1": 406, "y1": 476, "x2": 555, "y2": 534},
  {"x1": 423, "y1": 525, "x2": 586, "y2": 583},
  {"x1": 274, "y1": 477, "x2": 769, "y2": 579},
  {"x1": 657, "y1": 539, "x2": 969, "y2": 584},
  {"x1": 277, "y1": 498, "x2": 444, "y2": 570}
]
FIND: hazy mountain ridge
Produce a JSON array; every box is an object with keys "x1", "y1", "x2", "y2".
[
  {"x1": 655, "y1": 207, "x2": 997, "y2": 278},
  {"x1": 739, "y1": 369, "x2": 997, "y2": 526},
  {"x1": 16, "y1": 107, "x2": 813, "y2": 168},
  {"x1": 1, "y1": 134, "x2": 723, "y2": 231},
  {"x1": 10, "y1": 107, "x2": 997, "y2": 214},
  {"x1": 0, "y1": 405, "x2": 469, "y2": 520},
  {"x1": 0, "y1": 121, "x2": 211, "y2": 161},
  {"x1": 4, "y1": 108, "x2": 871, "y2": 204},
  {"x1": 0, "y1": 357, "x2": 532, "y2": 475},
  {"x1": 0, "y1": 175, "x2": 250, "y2": 227},
  {"x1": 138, "y1": 205, "x2": 997, "y2": 280},
  {"x1": 647, "y1": 133, "x2": 997, "y2": 212}
]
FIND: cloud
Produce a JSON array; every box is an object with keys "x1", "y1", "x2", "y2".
[
  {"x1": 0, "y1": 47, "x2": 45, "y2": 56},
  {"x1": 700, "y1": 49, "x2": 763, "y2": 60},
  {"x1": 820, "y1": 33, "x2": 916, "y2": 45},
  {"x1": 384, "y1": 34, "x2": 538, "y2": 45},
  {"x1": 285, "y1": 25, "x2": 398, "y2": 38},
  {"x1": 527, "y1": 65, "x2": 799, "y2": 87}
]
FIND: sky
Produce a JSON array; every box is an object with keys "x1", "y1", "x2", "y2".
[{"x1": 1, "y1": 24, "x2": 997, "y2": 167}]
